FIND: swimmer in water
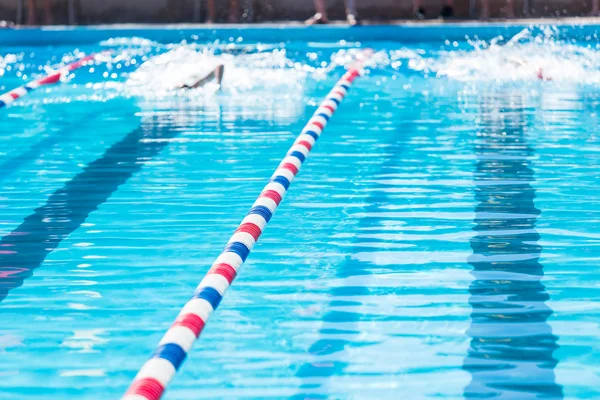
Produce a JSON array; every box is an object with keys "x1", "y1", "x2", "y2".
[
  {"x1": 507, "y1": 56, "x2": 552, "y2": 81},
  {"x1": 178, "y1": 63, "x2": 225, "y2": 90},
  {"x1": 502, "y1": 30, "x2": 552, "y2": 81}
]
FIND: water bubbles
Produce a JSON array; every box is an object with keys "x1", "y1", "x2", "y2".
[
  {"x1": 3, "y1": 54, "x2": 18, "y2": 64},
  {"x1": 100, "y1": 37, "x2": 161, "y2": 48}
]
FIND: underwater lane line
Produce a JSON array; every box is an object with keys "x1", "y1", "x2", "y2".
[
  {"x1": 463, "y1": 97, "x2": 563, "y2": 398},
  {"x1": 123, "y1": 50, "x2": 373, "y2": 400},
  {"x1": 0, "y1": 121, "x2": 178, "y2": 304},
  {"x1": 0, "y1": 106, "x2": 119, "y2": 181}
]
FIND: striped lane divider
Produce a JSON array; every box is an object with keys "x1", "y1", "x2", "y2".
[
  {"x1": 0, "y1": 53, "x2": 101, "y2": 109},
  {"x1": 123, "y1": 49, "x2": 373, "y2": 400}
]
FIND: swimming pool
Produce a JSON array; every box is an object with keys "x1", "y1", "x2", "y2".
[{"x1": 0, "y1": 23, "x2": 599, "y2": 399}]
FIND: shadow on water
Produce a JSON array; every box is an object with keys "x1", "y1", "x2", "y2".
[
  {"x1": 0, "y1": 108, "x2": 117, "y2": 182},
  {"x1": 463, "y1": 94, "x2": 563, "y2": 399},
  {"x1": 0, "y1": 118, "x2": 178, "y2": 304},
  {"x1": 291, "y1": 116, "x2": 416, "y2": 398}
]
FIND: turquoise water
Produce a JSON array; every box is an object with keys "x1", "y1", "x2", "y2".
[{"x1": 1, "y1": 25, "x2": 599, "y2": 399}]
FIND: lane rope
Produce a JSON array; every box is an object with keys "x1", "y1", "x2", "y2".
[
  {"x1": 0, "y1": 53, "x2": 101, "y2": 109},
  {"x1": 123, "y1": 49, "x2": 373, "y2": 400}
]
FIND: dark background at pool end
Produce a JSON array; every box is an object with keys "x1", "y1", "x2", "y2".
[{"x1": 0, "y1": 0, "x2": 597, "y2": 25}]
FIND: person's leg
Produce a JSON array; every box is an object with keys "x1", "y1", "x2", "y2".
[
  {"x1": 506, "y1": 0, "x2": 515, "y2": 17},
  {"x1": 413, "y1": 0, "x2": 425, "y2": 19},
  {"x1": 440, "y1": 0, "x2": 454, "y2": 18},
  {"x1": 481, "y1": 0, "x2": 490, "y2": 19},
  {"x1": 305, "y1": 0, "x2": 328, "y2": 24},
  {"x1": 228, "y1": 0, "x2": 239, "y2": 22},
  {"x1": 207, "y1": 0, "x2": 216, "y2": 22},
  {"x1": 314, "y1": 0, "x2": 327, "y2": 16},
  {"x1": 345, "y1": 0, "x2": 356, "y2": 16},
  {"x1": 345, "y1": 0, "x2": 357, "y2": 24},
  {"x1": 27, "y1": 0, "x2": 37, "y2": 25}
]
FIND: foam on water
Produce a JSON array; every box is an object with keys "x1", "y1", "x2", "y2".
[
  {"x1": 0, "y1": 53, "x2": 21, "y2": 78},
  {"x1": 356, "y1": 27, "x2": 600, "y2": 88},
  {"x1": 100, "y1": 37, "x2": 164, "y2": 49},
  {"x1": 124, "y1": 42, "x2": 308, "y2": 96},
  {"x1": 125, "y1": 46, "x2": 225, "y2": 96},
  {"x1": 4, "y1": 40, "x2": 313, "y2": 121},
  {"x1": 122, "y1": 43, "x2": 309, "y2": 121},
  {"x1": 432, "y1": 27, "x2": 600, "y2": 84}
]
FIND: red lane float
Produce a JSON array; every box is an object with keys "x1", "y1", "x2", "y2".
[{"x1": 0, "y1": 53, "x2": 101, "y2": 109}]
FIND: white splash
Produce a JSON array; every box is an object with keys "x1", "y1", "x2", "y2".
[
  {"x1": 126, "y1": 46, "x2": 224, "y2": 95},
  {"x1": 432, "y1": 27, "x2": 600, "y2": 84},
  {"x1": 0, "y1": 53, "x2": 22, "y2": 78},
  {"x1": 100, "y1": 36, "x2": 163, "y2": 48},
  {"x1": 124, "y1": 44, "x2": 310, "y2": 122},
  {"x1": 126, "y1": 45, "x2": 307, "y2": 96}
]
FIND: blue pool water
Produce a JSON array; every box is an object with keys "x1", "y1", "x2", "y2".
[{"x1": 1, "y1": 24, "x2": 600, "y2": 399}]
